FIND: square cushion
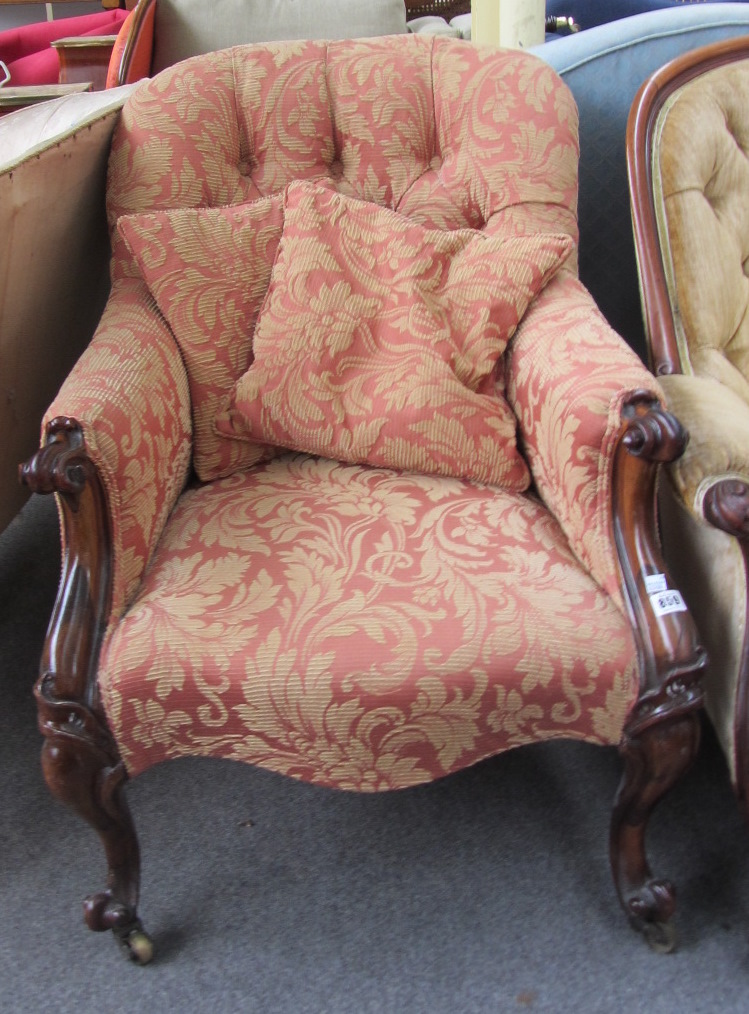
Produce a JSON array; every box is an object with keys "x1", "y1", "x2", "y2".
[
  {"x1": 118, "y1": 196, "x2": 284, "y2": 481},
  {"x1": 218, "y1": 182, "x2": 572, "y2": 488}
]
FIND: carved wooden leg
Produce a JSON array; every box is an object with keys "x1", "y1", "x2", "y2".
[
  {"x1": 610, "y1": 711, "x2": 701, "y2": 952},
  {"x1": 23, "y1": 419, "x2": 153, "y2": 963},
  {"x1": 610, "y1": 399, "x2": 706, "y2": 949},
  {"x1": 36, "y1": 675, "x2": 153, "y2": 963}
]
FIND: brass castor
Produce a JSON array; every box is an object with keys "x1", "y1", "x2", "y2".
[
  {"x1": 116, "y1": 925, "x2": 155, "y2": 965},
  {"x1": 643, "y1": 920, "x2": 677, "y2": 955}
]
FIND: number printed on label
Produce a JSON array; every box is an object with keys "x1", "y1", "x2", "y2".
[{"x1": 649, "y1": 589, "x2": 687, "y2": 617}]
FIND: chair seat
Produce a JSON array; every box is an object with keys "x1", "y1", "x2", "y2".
[{"x1": 100, "y1": 453, "x2": 638, "y2": 790}]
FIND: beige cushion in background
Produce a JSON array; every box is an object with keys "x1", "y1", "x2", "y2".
[{"x1": 151, "y1": 0, "x2": 409, "y2": 74}]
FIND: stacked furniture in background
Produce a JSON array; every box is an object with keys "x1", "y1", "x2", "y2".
[
  {"x1": 106, "y1": 0, "x2": 407, "y2": 86},
  {"x1": 0, "y1": 2, "x2": 128, "y2": 87},
  {"x1": 628, "y1": 34, "x2": 749, "y2": 823}
]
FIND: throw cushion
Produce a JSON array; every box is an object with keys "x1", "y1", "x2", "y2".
[
  {"x1": 218, "y1": 181, "x2": 572, "y2": 488},
  {"x1": 118, "y1": 196, "x2": 284, "y2": 481}
]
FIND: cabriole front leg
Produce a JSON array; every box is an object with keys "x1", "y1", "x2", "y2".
[
  {"x1": 611, "y1": 707, "x2": 701, "y2": 953},
  {"x1": 22, "y1": 418, "x2": 153, "y2": 964},
  {"x1": 35, "y1": 677, "x2": 152, "y2": 963},
  {"x1": 611, "y1": 396, "x2": 706, "y2": 950}
]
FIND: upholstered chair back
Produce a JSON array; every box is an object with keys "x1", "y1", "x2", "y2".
[
  {"x1": 96, "y1": 35, "x2": 580, "y2": 616},
  {"x1": 647, "y1": 58, "x2": 749, "y2": 397},
  {"x1": 107, "y1": 35, "x2": 579, "y2": 270},
  {"x1": 534, "y1": 3, "x2": 749, "y2": 361},
  {"x1": 150, "y1": 0, "x2": 408, "y2": 76}
]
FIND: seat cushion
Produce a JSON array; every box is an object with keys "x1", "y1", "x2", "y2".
[{"x1": 99, "y1": 455, "x2": 638, "y2": 790}]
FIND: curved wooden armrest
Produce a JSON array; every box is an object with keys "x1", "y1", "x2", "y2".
[
  {"x1": 20, "y1": 416, "x2": 112, "y2": 711},
  {"x1": 612, "y1": 395, "x2": 706, "y2": 732}
]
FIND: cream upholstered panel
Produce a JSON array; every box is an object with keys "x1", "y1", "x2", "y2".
[
  {"x1": 653, "y1": 58, "x2": 749, "y2": 398},
  {"x1": 659, "y1": 487, "x2": 746, "y2": 785},
  {"x1": 0, "y1": 89, "x2": 134, "y2": 533},
  {"x1": 659, "y1": 373, "x2": 749, "y2": 513},
  {"x1": 151, "y1": 0, "x2": 408, "y2": 74}
]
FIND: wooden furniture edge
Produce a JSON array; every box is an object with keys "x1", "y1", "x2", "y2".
[{"x1": 608, "y1": 393, "x2": 706, "y2": 951}]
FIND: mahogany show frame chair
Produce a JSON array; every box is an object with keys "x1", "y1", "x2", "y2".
[
  {"x1": 628, "y1": 34, "x2": 749, "y2": 821},
  {"x1": 22, "y1": 33, "x2": 705, "y2": 963}
]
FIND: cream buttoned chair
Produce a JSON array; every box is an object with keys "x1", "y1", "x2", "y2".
[{"x1": 628, "y1": 33, "x2": 749, "y2": 820}]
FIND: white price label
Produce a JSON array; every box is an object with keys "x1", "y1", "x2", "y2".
[
  {"x1": 649, "y1": 589, "x2": 687, "y2": 617},
  {"x1": 644, "y1": 573, "x2": 668, "y2": 595}
]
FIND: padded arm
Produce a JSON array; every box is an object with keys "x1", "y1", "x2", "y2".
[
  {"x1": 41, "y1": 279, "x2": 193, "y2": 622},
  {"x1": 659, "y1": 373, "x2": 749, "y2": 528},
  {"x1": 506, "y1": 272, "x2": 664, "y2": 611}
]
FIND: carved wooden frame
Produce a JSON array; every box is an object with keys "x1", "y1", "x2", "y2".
[
  {"x1": 627, "y1": 34, "x2": 749, "y2": 822},
  {"x1": 20, "y1": 418, "x2": 149, "y2": 961},
  {"x1": 111, "y1": 0, "x2": 155, "y2": 87},
  {"x1": 21, "y1": 390, "x2": 705, "y2": 959}
]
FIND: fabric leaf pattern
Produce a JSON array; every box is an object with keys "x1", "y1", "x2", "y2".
[
  {"x1": 218, "y1": 181, "x2": 571, "y2": 488},
  {"x1": 99, "y1": 456, "x2": 638, "y2": 788},
  {"x1": 39, "y1": 36, "x2": 656, "y2": 789}
]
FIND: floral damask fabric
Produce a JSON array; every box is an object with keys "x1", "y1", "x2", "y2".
[
  {"x1": 45, "y1": 278, "x2": 193, "y2": 617},
  {"x1": 507, "y1": 273, "x2": 663, "y2": 609},
  {"x1": 118, "y1": 197, "x2": 284, "y2": 481},
  {"x1": 219, "y1": 182, "x2": 571, "y2": 489},
  {"x1": 41, "y1": 36, "x2": 665, "y2": 782},
  {"x1": 99, "y1": 455, "x2": 638, "y2": 788}
]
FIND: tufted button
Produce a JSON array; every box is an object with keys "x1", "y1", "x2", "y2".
[
  {"x1": 328, "y1": 158, "x2": 344, "y2": 180},
  {"x1": 237, "y1": 158, "x2": 255, "y2": 177}
]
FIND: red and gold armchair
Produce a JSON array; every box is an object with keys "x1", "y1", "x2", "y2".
[{"x1": 22, "y1": 33, "x2": 705, "y2": 963}]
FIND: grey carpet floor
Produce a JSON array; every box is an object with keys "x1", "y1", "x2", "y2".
[{"x1": 2, "y1": 494, "x2": 749, "y2": 1013}]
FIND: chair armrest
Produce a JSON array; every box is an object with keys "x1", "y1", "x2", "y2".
[
  {"x1": 659, "y1": 373, "x2": 749, "y2": 535},
  {"x1": 35, "y1": 279, "x2": 193, "y2": 624},
  {"x1": 506, "y1": 272, "x2": 665, "y2": 610}
]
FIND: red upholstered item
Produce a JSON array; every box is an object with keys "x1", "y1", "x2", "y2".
[
  {"x1": 53, "y1": 37, "x2": 664, "y2": 784},
  {"x1": 0, "y1": 10, "x2": 127, "y2": 86},
  {"x1": 23, "y1": 36, "x2": 707, "y2": 959},
  {"x1": 106, "y1": 1, "x2": 156, "y2": 87}
]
